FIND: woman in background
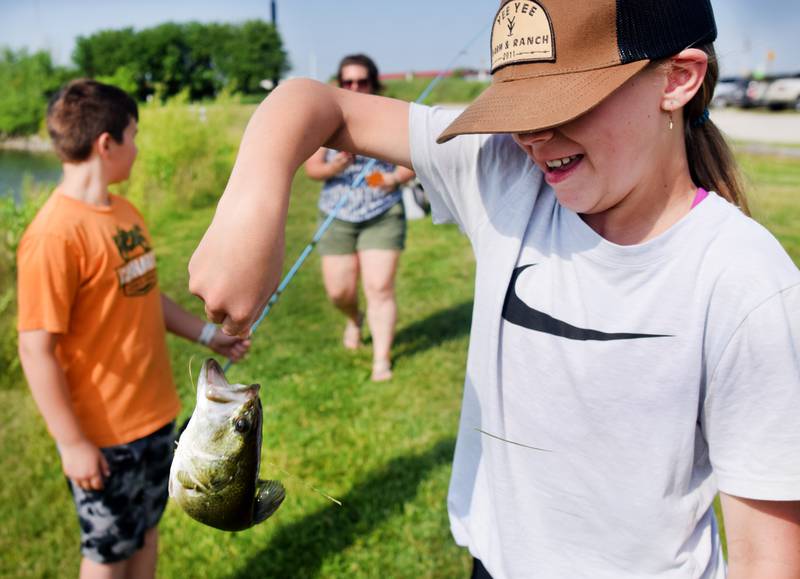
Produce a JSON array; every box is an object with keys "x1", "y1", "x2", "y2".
[{"x1": 305, "y1": 54, "x2": 415, "y2": 382}]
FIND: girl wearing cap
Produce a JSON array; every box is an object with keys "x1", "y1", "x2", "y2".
[
  {"x1": 304, "y1": 54, "x2": 415, "y2": 382},
  {"x1": 189, "y1": 0, "x2": 800, "y2": 577}
]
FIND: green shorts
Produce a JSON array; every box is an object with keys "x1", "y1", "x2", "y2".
[{"x1": 317, "y1": 203, "x2": 406, "y2": 256}]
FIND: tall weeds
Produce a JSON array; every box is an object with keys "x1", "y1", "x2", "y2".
[{"x1": 118, "y1": 99, "x2": 254, "y2": 217}]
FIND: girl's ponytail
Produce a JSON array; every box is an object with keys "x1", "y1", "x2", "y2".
[{"x1": 682, "y1": 44, "x2": 749, "y2": 215}]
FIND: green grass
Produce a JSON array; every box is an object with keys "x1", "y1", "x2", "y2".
[
  {"x1": 0, "y1": 170, "x2": 475, "y2": 578},
  {"x1": 1, "y1": 104, "x2": 798, "y2": 576},
  {"x1": 739, "y1": 153, "x2": 800, "y2": 263},
  {"x1": 384, "y1": 77, "x2": 489, "y2": 105}
]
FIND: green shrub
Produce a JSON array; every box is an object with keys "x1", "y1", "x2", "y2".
[
  {"x1": 115, "y1": 101, "x2": 254, "y2": 218},
  {"x1": 0, "y1": 181, "x2": 48, "y2": 389}
]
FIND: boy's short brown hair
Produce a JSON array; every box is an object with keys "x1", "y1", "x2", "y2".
[{"x1": 47, "y1": 79, "x2": 139, "y2": 162}]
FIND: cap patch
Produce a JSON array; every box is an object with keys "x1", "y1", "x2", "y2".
[{"x1": 491, "y1": 0, "x2": 555, "y2": 73}]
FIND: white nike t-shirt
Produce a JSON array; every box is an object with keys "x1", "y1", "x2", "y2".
[{"x1": 409, "y1": 103, "x2": 800, "y2": 579}]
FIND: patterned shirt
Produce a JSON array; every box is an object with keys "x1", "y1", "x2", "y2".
[{"x1": 318, "y1": 149, "x2": 402, "y2": 222}]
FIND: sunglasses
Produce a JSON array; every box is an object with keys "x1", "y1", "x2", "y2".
[{"x1": 339, "y1": 77, "x2": 371, "y2": 89}]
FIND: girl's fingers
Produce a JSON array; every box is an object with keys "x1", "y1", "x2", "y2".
[{"x1": 204, "y1": 304, "x2": 228, "y2": 325}]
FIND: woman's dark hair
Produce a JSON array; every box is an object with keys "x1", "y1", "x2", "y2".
[
  {"x1": 47, "y1": 79, "x2": 139, "y2": 162},
  {"x1": 336, "y1": 53, "x2": 384, "y2": 94},
  {"x1": 682, "y1": 44, "x2": 749, "y2": 215}
]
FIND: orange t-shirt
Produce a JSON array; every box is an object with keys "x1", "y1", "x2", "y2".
[{"x1": 17, "y1": 190, "x2": 181, "y2": 447}]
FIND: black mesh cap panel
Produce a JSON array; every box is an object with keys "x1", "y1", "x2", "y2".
[{"x1": 616, "y1": 0, "x2": 717, "y2": 63}]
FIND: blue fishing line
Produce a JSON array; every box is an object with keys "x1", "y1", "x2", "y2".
[{"x1": 222, "y1": 23, "x2": 490, "y2": 372}]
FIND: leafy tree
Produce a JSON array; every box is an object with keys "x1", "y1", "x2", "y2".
[
  {"x1": 1, "y1": 20, "x2": 290, "y2": 136},
  {"x1": 215, "y1": 20, "x2": 290, "y2": 94},
  {"x1": 73, "y1": 20, "x2": 290, "y2": 100},
  {"x1": 73, "y1": 28, "x2": 139, "y2": 77},
  {"x1": 96, "y1": 65, "x2": 139, "y2": 96},
  {"x1": 0, "y1": 48, "x2": 73, "y2": 136}
]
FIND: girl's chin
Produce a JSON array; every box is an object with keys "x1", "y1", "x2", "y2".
[
  {"x1": 552, "y1": 189, "x2": 589, "y2": 212},
  {"x1": 558, "y1": 197, "x2": 610, "y2": 218}
]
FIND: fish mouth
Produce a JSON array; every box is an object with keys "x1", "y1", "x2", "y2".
[{"x1": 201, "y1": 359, "x2": 260, "y2": 403}]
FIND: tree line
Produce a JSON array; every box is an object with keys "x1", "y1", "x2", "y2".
[{"x1": 0, "y1": 20, "x2": 289, "y2": 137}]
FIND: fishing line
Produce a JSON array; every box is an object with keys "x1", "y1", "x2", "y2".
[
  {"x1": 221, "y1": 22, "x2": 490, "y2": 372},
  {"x1": 266, "y1": 461, "x2": 342, "y2": 506},
  {"x1": 474, "y1": 428, "x2": 552, "y2": 452}
]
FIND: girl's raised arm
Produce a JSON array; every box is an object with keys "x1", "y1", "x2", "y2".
[{"x1": 188, "y1": 78, "x2": 411, "y2": 336}]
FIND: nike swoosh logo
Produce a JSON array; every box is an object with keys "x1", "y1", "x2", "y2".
[{"x1": 502, "y1": 264, "x2": 671, "y2": 341}]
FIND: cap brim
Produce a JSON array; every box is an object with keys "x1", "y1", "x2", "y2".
[{"x1": 436, "y1": 60, "x2": 650, "y2": 144}]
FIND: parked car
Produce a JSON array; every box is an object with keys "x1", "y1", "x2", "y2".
[
  {"x1": 712, "y1": 77, "x2": 748, "y2": 108},
  {"x1": 742, "y1": 79, "x2": 772, "y2": 108},
  {"x1": 763, "y1": 76, "x2": 800, "y2": 110}
]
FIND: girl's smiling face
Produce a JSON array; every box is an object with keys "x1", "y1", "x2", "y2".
[{"x1": 512, "y1": 65, "x2": 674, "y2": 216}]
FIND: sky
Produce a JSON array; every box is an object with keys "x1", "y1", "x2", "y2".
[{"x1": 1, "y1": 0, "x2": 799, "y2": 80}]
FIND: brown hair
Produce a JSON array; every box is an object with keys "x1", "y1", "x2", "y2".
[
  {"x1": 681, "y1": 45, "x2": 749, "y2": 215},
  {"x1": 336, "y1": 53, "x2": 384, "y2": 94},
  {"x1": 47, "y1": 79, "x2": 139, "y2": 162}
]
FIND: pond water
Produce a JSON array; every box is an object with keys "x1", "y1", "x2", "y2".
[{"x1": 0, "y1": 149, "x2": 62, "y2": 204}]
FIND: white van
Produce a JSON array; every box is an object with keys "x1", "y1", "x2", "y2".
[{"x1": 763, "y1": 77, "x2": 800, "y2": 111}]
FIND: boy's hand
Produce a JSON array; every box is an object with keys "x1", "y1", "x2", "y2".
[
  {"x1": 208, "y1": 331, "x2": 252, "y2": 363},
  {"x1": 59, "y1": 439, "x2": 110, "y2": 491}
]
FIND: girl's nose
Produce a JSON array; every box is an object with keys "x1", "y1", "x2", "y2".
[{"x1": 514, "y1": 129, "x2": 555, "y2": 145}]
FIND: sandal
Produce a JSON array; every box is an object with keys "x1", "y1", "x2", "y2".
[{"x1": 342, "y1": 313, "x2": 363, "y2": 350}]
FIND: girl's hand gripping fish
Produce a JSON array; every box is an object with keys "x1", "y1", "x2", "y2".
[{"x1": 169, "y1": 358, "x2": 285, "y2": 531}]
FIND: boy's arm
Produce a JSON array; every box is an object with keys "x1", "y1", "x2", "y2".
[
  {"x1": 189, "y1": 78, "x2": 411, "y2": 337},
  {"x1": 721, "y1": 493, "x2": 800, "y2": 578},
  {"x1": 18, "y1": 330, "x2": 110, "y2": 490},
  {"x1": 160, "y1": 293, "x2": 250, "y2": 362}
]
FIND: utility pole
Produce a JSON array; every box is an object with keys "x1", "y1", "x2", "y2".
[{"x1": 271, "y1": 0, "x2": 279, "y2": 90}]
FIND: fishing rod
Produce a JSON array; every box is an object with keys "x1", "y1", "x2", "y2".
[{"x1": 222, "y1": 24, "x2": 489, "y2": 372}]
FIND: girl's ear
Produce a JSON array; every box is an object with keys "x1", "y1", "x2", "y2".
[{"x1": 661, "y1": 48, "x2": 708, "y2": 112}]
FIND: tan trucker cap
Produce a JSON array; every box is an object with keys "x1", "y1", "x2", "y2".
[{"x1": 436, "y1": 0, "x2": 717, "y2": 143}]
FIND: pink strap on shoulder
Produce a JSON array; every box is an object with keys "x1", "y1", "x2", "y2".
[{"x1": 691, "y1": 187, "x2": 709, "y2": 209}]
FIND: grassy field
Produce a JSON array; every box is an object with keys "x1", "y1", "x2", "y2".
[
  {"x1": 1, "y1": 98, "x2": 798, "y2": 577},
  {"x1": 1, "y1": 167, "x2": 476, "y2": 578}
]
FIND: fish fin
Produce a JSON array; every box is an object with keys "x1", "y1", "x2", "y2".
[
  {"x1": 175, "y1": 469, "x2": 199, "y2": 490},
  {"x1": 253, "y1": 479, "x2": 286, "y2": 524},
  {"x1": 175, "y1": 468, "x2": 214, "y2": 493}
]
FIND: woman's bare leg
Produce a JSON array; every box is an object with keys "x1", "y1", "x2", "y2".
[
  {"x1": 359, "y1": 249, "x2": 401, "y2": 380},
  {"x1": 321, "y1": 254, "x2": 362, "y2": 348}
]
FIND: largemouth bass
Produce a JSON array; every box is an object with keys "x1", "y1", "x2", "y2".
[{"x1": 169, "y1": 358, "x2": 285, "y2": 531}]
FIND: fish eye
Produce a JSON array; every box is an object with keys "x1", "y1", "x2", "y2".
[{"x1": 234, "y1": 418, "x2": 251, "y2": 433}]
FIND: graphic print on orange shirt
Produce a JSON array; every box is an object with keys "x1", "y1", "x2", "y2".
[{"x1": 113, "y1": 224, "x2": 157, "y2": 296}]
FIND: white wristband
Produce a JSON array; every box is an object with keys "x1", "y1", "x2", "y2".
[{"x1": 197, "y1": 322, "x2": 216, "y2": 346}]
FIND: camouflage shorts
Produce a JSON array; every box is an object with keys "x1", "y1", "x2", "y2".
[{"x1": 66, "y1": 421, "x2": 176, "y2": 564}]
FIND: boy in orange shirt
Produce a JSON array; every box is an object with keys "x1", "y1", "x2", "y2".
[{"x1": 16, "y1": 79, "x2": 250, "y2": 579}]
